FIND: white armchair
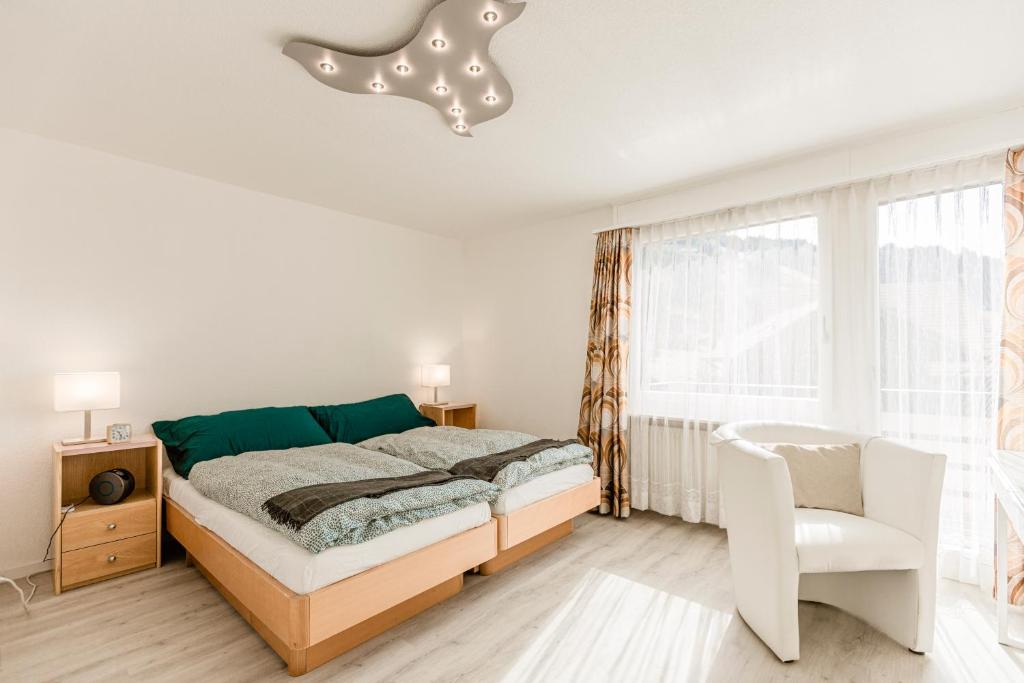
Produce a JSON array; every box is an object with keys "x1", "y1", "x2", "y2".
[{"x1": 710, "y1": 421, "x2": 946, "y2": 662}]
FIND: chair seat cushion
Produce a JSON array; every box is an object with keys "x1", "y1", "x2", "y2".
[{"x1": 794, "y1": 509, "x2": 924, "y2": 573}]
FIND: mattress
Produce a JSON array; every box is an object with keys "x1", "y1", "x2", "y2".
[
  {"x1": 490, "y1": 464, "x2": 595, "y2": 515},
  {"x1": 163, "y1": 459, "x2": 492, "y2": 595}
]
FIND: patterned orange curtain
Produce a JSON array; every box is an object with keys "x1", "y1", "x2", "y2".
[
  {"x1": 998, "y1": 145, "x2": 1024, "y2": 604},
  {"x1": 578, "y1": 228, "x2": 633, "y2": 518}
]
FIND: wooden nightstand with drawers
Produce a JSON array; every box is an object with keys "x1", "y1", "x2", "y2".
[{"x1": 52, "y1": 438, "x2": 163, "y2": 594}]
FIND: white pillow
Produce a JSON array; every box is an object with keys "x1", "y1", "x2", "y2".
[{"x1": 762, "y1": 443, "x2": 863, "y2": 516}]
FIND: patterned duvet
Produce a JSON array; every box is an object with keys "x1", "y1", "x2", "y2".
[
  {"x1": 358, "y1": 427, "x2": 594, "y2": 489},
  {"x1": 188, "y1": 442, "x2": 499, "y2": 553}
]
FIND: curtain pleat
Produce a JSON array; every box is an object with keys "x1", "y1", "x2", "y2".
[
  {"x1": 998, "y1": 146, "x2": 1024, "y2": 604},
  {"x1": 578, "y1": 228, "x2": 633, "y2": 518}
]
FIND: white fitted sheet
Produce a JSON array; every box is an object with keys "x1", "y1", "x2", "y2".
[
  {"x1": 163, "y1": 460, "x2": 492, "y2": 595},
  {"x1": 490, "y1": 464, "x2": 595, "y2": 515}
]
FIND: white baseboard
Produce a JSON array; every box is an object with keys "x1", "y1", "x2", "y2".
[{"x1": 0, "y1": 559, "x2": 51, "y2": 581}]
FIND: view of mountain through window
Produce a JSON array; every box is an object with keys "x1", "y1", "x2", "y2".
[{"x1": 635, "y1": 216, "x2": 819, "y2": 422}]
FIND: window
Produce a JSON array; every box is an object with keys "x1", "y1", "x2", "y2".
[
  {"x1": 633, "y1": 216, "x2": 820, "y2": 422},
  {"x1": 876, "y1": 182, "x2": 1004, "y2": 570},
  {"x1": 629, "y1": 154, "x2": 1007, "y2": 584},
  {"x1": 877, "y1": 183, "x2": 1004, "y2": 446}
]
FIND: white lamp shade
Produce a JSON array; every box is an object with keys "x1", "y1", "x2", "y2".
[
  {"x1": 421, "y1": 364, "x2": 452, "y2": 388},
  {"x1": 54, "y1": 372, "x2": 121, "y2": 412}
]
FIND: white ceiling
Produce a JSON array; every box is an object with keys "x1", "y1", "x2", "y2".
[{"x1": 2, "y1": 0, "x2": 1023, "y2": 238}]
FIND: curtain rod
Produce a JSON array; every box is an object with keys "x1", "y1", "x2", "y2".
[
  {"x1": 592, "y1": 223, "x2": 634, "y2": 235},
  {"x1": 592, "y1": 205, "x2": 632, "y2": 234}
]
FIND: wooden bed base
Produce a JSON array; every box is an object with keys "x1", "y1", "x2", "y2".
[
  {"x1": 165, "y1": 499, "x2": 497, "y2": 676},
  {"x1": 479, "y1": 477, "x2": 600, "y2": 575}
]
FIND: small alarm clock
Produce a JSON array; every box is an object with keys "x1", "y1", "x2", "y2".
[
  {"x1": 89, "y1": 468, "x2": 136, "y2": 505},
  {"x1": 106, "y1": 423, "x2": 132, "y2": 444}
]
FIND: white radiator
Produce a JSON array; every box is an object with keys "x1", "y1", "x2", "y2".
[{"x1": 629, "y1": 415, "x2": 724, "y2": 527}]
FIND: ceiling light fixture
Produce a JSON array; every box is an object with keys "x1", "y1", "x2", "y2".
[{"x1": 283, "y1": 0, "x2": 525, "y2": 137}]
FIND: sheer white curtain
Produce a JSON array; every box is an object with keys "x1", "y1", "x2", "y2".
[
  {"x1": 629, "y1": 153, "x2": 1006, "y2": 576},
  {"x1": 872, "y1": 158, "x2": 1005, "y2": 586},
  {"x1": 630, "y1": 197, "x2": 825, "y2": 525}
]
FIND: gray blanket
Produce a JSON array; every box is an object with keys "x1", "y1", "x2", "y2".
[
  {"x1": 358, "y1": 427, "x2": 594, "y2": 489},
  {"x1": 449, "y1": 439, "x2": 580, "y2": 482},
  {"x1": 188, "y1": 442, "x2": 500, "y2": 553},
  {"x1": 263, "y1": 470, "x2": 477, "y2": 531}
]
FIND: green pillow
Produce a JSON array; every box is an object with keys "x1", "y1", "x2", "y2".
[
  {"x1": 309, "y1": 394, "x2": 435, "y2": 444},
  {"x1": 153, "y1": 406, "x2": 332, "y2": 478}
]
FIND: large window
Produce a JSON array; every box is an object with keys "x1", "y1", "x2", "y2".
[
  {"x1": 876, "y1": 182, "x2": 1004, "y2": 572},
  {"x1": 877, "y1": 183, "x2": 1004, "y2": 445},
  {"x1": 629, "y1": 155, "x2": 1007, "y2": 583},
  {"x1": 633, "y1": 215, "x2": 820, "y2": 422}
]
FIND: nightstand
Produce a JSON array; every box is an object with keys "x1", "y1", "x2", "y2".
[
  {"x1": 52, "y1": 437, "x2": 163, "y2": 594},
  {"x1": 420, "y1": 402, "x2": 476, "y2": 429}
]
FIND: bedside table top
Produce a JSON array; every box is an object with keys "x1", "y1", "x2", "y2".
[{"x1": 54, "y1": 437, "x2": 160, "y2": 457}]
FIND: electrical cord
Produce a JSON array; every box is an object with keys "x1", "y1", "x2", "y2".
[
  {"x1": 0, "y1": 577, "x2": 30, "y2": 614},
  {"x1": 2, "y1": 494, "x2": 90, "y2": 612}
]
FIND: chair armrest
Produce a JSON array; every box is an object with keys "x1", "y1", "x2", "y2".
[
  {"x1": 718, "y1": 438, "x2": 798, "y2": 567},
  {"x1": 717, "y1": 437, "x2": 800, "y2": 652},
  {"x1": 862, "y1": 438, "x2": 946, "y2": 548}
]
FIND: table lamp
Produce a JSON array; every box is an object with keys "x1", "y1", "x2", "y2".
[
  {"x1": 54, "y1": 372, "x2": 121, "y2": 445},
  {"x1": 421, "y1": 364, "x2": 451, "y2": 406}
]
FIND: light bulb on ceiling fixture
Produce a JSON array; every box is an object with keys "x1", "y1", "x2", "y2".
[
  {"x1": 483, "y1": 11, "x2": 498, "y2": 22},
  {"x1": 319, "y1": 62, "x2": 335, "y2": 72},
  {"x1": 451, "y1": 107, "x2": 462, "y2": 115},
  {"x1": 435, "y1": 85, "x2": 448, "y2": 95},
  {"x1": 454, "y1": 123, "x2": 467, "y2": 131},
  {"x1": 371, "y1": 82, "x2": 385, "y2": 91},
  {"x1": 484, "y1": 95, "x2": 497, "y2": 104},
  {"x1": 396, "y1": 64, "x2": 410, "y2": 73},
  {"x1": 468, "y1": 65, "x2": 482, "y2": 74},
  {"x1": 431, "y1": 39, "x2": 446, "y2": 49}
]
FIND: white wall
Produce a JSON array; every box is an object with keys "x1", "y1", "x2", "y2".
[
  {"x1": 462, "y1": 208, "x2": 609, "y2": 438},
  {"x1": 0, "y1": 128, "x2": 464, "y2": 575}
]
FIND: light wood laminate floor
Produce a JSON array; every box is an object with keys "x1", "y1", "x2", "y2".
[{"x1": 2, "y1": 511, "x2": 1024, "y2": 682}]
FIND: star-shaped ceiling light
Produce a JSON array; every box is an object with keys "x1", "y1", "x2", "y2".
[{"x1": 283, "y1": 0, "x2": 526, "y2": 137}]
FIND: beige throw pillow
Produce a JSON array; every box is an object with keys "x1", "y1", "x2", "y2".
[{"x1": 762, "y1": 443, "x2": 864, "y2": 516}]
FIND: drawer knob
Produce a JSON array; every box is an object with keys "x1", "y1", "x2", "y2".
[
  {"x1": 107, "y1": 555, "x2": 117, "y2": 563},
  {"x1": 107, "y1": 522, "x2": 117, "y2": 530}
]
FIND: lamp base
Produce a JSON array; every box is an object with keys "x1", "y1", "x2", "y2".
[
  {"x1": 61, "y1": 410, "x2": 106, "y2": 446},
  {"x1": 421, "y1": 401, "x2": 449, "y2": 407},
  {"x1": 61, "y1": 436, "x2": 108, "y2": 447}
]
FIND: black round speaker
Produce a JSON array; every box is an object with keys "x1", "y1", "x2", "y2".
[{"x1": 89, "y1": 468, "x2": 135, "y2": 505}]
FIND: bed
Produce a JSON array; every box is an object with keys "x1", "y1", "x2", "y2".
[
  {"x1": 163, "y1": 459, "x2": 496, "y2": 676},
  {"x1": 358, "y1": 426, "x2": 601, "y2": 575},
  {"x1": 152, "y1": 398, "x2": 595, "y2": 674},
  {"x1": 481, "y1": 465, "x2": 599, "y2": 574}
]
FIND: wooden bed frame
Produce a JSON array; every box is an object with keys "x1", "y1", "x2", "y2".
[
  {"x1": 165, "y1": 498, "x2": 497, "y2": 676},
  {"x1": 479, "y1": 477, "x2": 600, "y2": 575}
]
